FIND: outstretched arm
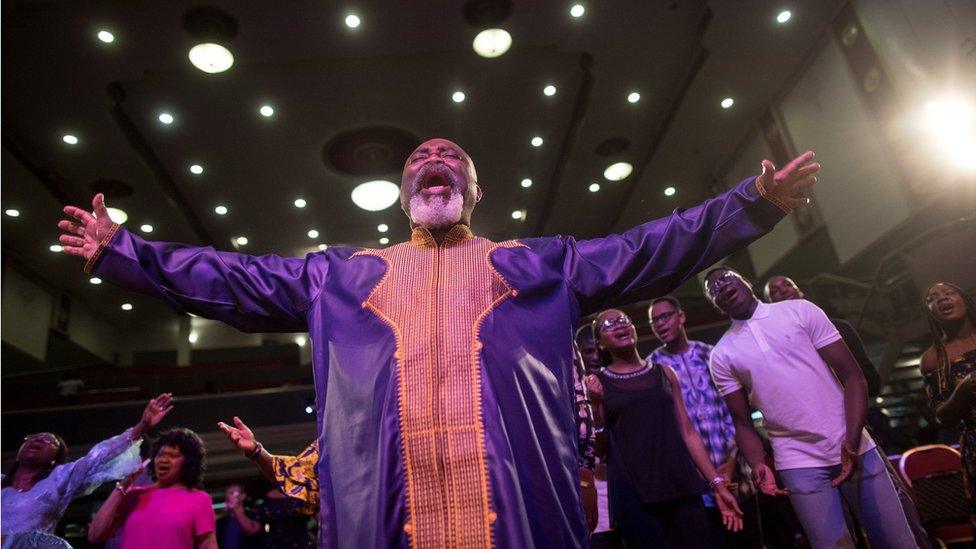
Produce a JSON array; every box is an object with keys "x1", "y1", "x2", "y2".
[
  {"x1": 566, "y1": 153, "x2": 818, "y2": 313},
  {"x1": 59, "y1": 194, "x2": 327, "y2": 333}
]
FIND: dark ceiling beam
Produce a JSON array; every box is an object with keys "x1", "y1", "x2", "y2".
[
  {"x1": 1, "y1": 131, "x2": 83, "y2": 206},
  {"x1": 107, "y1": 82, "x2": 218, "y2": 247},
  {"x1": 609, "y1": 10, "x2": 713, "y2": 230},
  {"x1": 531, "y1": 52, "x2": 594, "y2": 236}
]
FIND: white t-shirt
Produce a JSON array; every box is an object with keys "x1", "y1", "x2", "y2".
[{"x1": 709, "y1": 299, "x2": 875, "y2": 470}]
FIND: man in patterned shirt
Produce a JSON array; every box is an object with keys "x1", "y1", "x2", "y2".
[{"x1": 646, "y1": 296, "x2": 743, "y2": 545}]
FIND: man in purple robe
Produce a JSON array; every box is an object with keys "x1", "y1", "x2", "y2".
[{"x1": 59, "y1": 139, "x2": 818, "y2": 548}]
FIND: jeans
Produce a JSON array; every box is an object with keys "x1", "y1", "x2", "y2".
[{"x1": 779, "y1": 448, "x2": 918, "y2": 548}]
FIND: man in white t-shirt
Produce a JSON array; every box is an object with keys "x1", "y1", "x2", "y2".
[{"x1": 703, "y1": 267, "x2": 916, "y2": 548}]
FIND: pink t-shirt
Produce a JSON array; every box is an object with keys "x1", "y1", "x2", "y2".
[{"x1": 116, "y1": 485, "x2": 215, "y2": 548}]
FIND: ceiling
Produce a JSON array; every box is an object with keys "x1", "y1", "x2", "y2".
[{"x1": 2, "y1": 0, "x2": 847, "y2": 331}]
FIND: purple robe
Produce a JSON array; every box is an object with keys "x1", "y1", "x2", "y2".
[{"x1": 88, "y1": 176, "x2": 784, "y2": 548}]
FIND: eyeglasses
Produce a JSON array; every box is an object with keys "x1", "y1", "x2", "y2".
[
  {"x1": 650, "y1": 310, "x2": 678, "y2": 325},
  {"x1": 705, "y1": 271, "x2": 740, "y2": 298},
  {"x1": 597, "y1": 314, "x2": 632, "y2": 332}
]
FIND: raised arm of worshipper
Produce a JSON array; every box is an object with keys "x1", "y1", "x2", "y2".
[
  {"x1": 556, "y1": 151, "x2": 819, "y2": 314},
  {"x1": 59, "y1": 194, "x2": 328, "y2": 333}
]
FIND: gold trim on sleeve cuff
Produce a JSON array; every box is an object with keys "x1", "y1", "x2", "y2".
[{"x1": 83, "y1": 223, "x2": 121, "y2": 274}]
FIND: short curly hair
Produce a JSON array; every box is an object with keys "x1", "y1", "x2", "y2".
[{"x1": 149, "y1": 428, "x2": 206, "y2": 489}]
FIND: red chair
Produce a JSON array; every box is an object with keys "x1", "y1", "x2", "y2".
[{"x1": 900, "y1": 444, "x2": 973, "y2": 545}]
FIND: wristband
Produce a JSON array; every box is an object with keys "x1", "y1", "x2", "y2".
[
  {"x1": 245, "y1": 442, "x2": 263, "y2": 460},
  {"x1": 707, "y1": 475, "x2": 726, "y2": 490}
]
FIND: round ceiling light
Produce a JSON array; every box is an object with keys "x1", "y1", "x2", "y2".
[
  {"x1": 627, "y1": 92, "x2": 641, "y2": 104},
  {"x1": 664, "y1": 186, "x2": 677, "y2": 197},
  {"x1": 307, "y1": 229, "x2": 319, "y2": 239},
  {"x1": 235, "y1": 236, "x2": 248, "y2": 246},
  {"x1": 379, "y1": 237, "x2": 390, "y2": 245},
  {"x1": 570, "y1": 4, "x2": 585, "y2": 18},
  {"x1": 214, "y1": 205, "x2": 228, "y2": 215},
  {"x1": 589, "y1": 183, "x2": 600, "y2": 192},
  {"x1": 62, "y1": 134, "x2": 78, "y2": 145},
  {"x1": 259, "y1": 105, "x2": 274, "y2": 117},
  {"x1": 345, "y1": 14, "x2": 361, "y2": 28},
  {"x1": 140, "y1": 224, "x2": 154, "y2": 233},
  {"x1": 5, "y1": 209, "x2": 20, "y2": 217},
  {"x1": 158, "y1": 113, "x2": 174, "y2": 124},
  {"x1": 97, "y1": 30, "x2": 115, "y2": 43},
  {"x1": 106, "y1": 207, "x2": 128, "y2": 224},
  {"x1": 776, "y1": 10, "x2": 792, "y2": 24},
  {"x1": 121, "y1": 303, "x2": 133, "y2": 311},
  {"x1": 520, "y1": 178, "x2": 532, "y2": 188},
  {"x1": 351, "y1": 180, "x2": 400, "y2": 211},
  {"x1": 721, "y1": 97, "x2": 735, "y2": 109},
  {"x1": 543, "y1": 85, "x2": 556, "y2": 96},
  {"x1": 294, "y1": 198, "x2": 306, "y2": 208},
  {"x1": 472, "y1": 28, "x2": 512, "y2": 58},
  {"x1": 189, "y1": 164, "x2": 204, "y2": 175},
  {"x1": 603, "y1": 162, "x2": 633, "y2": 181},
  {"x1": 188, "y1": 43, "x2": 234, "y2": 74},
  {"x1": 452, "y1": 91, "x2": 466, "y2": 103},
  {"x1": 530, "y1": 136, "x2": 543, "y2": 147}
]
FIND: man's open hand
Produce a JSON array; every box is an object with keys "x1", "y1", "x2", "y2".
[
  {"x1": 59, "y1": 193, "x2": 115, "y2": 261},
  {"x1": 757, "y1": 151, "x2": 820, "y2": 211}
]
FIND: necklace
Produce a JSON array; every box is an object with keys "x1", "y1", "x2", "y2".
[{"x1": 603, "y1": 361, "x2": 652, "y2": 380}]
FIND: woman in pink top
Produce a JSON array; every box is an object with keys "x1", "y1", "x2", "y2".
[{"x1": 88, "y1": 428, "x2": 217, "y2": 548}]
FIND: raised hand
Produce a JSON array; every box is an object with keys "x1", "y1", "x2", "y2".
[
  {"x1": 132, "y1": 393, "x2": 174, "y2": 440},
  {"x1": 756, "y1": 151, "x2": 821, "y2": 211},
  {"x1": 752, "y1": 463, "x2": 789, "y2": 497},
  {"x1": 59, "y1": 193, "x2": 116, "y2": 261},
  {"x1": 217, "y1": 416, "x2": 259, "y2": 454}
]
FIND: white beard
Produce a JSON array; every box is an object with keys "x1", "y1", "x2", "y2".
[{"x1": 409, "y1": 191, "x2": 464, "y2": 230}]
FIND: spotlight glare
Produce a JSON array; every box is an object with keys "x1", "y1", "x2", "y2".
[
  {"x1": 188, "y1": 331, "x2": 199, "y2": 344},
  {"x1": 570, "y1": 4, "x2": 585, "y2": 18},
  {"x1": 5, "y1": 209, "x2": 20, "y2": 217},
  {"x1": 97, "y1": 30, "x2": 115, "y2": 43},
  {"x1": 472, "y1": 28, "x2": 512, "y2": 58},
  {"x1": 62, "y1": 134, "x2": 78, "y2": 145},
  {"x1": 294, "y1": 198, "x2": 307, "y2": 208},
  {"x1": 452, "y1": 91, "x2": 466, "y2": 103},
  {"x1": 776, "y1": 10, "x2": 792, "y2": 24},
  {"x1": 377, "y1": 223, "x2": 389, "y2": 233},
  {"x1": 214, "y1": 205, "x2": 228, "y2": 215},
  {"x1": 603, "y1": 162, "x2": 634, "y2": 181},
  {"x1": 664, "y1": 186, "x2": 677, "y2": 197},
  {"x1": 189, "y1": 164, "x2": 204, "y2": 175},
  {"x1": 295, "y1": 335, "x2": 307, "y2": 347},
  {"x1": 307, "y1": 229, "x2": 319, "y2": 239},
  {"x1": 627, "y1": 92, "x2": 641, "y2": 104},
  {"x1": 543, "y1": 85, "x2": 557, "y2": 96},
  {"x1": 721, "y1": 97, "x2": 735, "y2": 109},
  {"x1": 530, "y1": 136, "x2": 544, "y2": 147},
  {"x1": 520, "y1": 178, "x2": 532, "y2": 188},
  {"x1": 121, "y1": 303, "x2": 133, "y2": 311},
  {"x1": 345, "y1": 14, "x2": 361, "y2": 29},
  {"x1": 589, "y1": 183, "x2": 600, "y2": 192},
  {"x1": 188, "y1": 43, "x2": 234, "y2": 74},
  {"x1": 259, "y1": 105, "x2": 274, "y2": 117}
]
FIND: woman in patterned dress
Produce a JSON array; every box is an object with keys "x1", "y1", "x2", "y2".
[{"x1": 920, "y1": 282, "x2": 976, "y2": 529}]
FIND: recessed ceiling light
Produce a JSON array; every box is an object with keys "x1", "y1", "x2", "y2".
[
  {"x1": 295, "y1": 335, "x2": 307, "y2": 347},
  {"x1": 664, "y1": 186, "x2": 676, "y2": 197},
  {"x1": 345, "y1": 14, "x2": 361, "y2": 29},
  {"x1": 235, "y1": 236, "x2": 248, "y2": 246},
  {"x1": 294, "y1": 198, "x2": 307, "y2": 208},
  {"x1": 106, "y1": 207, "x2": 128, "y2": 224},
  {"x1": 121, "y1": 303, "x2": 133, "y2": 311},
  {"x1": 140, "y1": 224, "x2": 154, "y2": 233},
  {"x1": 604, "y1": 162, "x2": 633, "y2": 181},
  {"x1": 530, "y1": 136, "x2": 544, "y2": 147},
  {"x1": 379, "y1": 237, "x2": 390, "y2": 245},
  {"x1": 50, "y1": 244, "x2": 63, "y2": 253},
  {"x1": 89, "y1": 277, "x2": 102, "y2": 285},
  {"x1": 189, "y1": 164, "x2": 204, "y2": 175},
  {"x1": 511, "y1": 210, "x2": 524, "y2": 220},
  {"x1": 452, "y1": 91, "x2": 466, "y2": 103},
  {"x1": 589, "y1": 183, "x2": 601, "y2": 192},
  {"x1": 307, "y1": 229, "x2": 319, "y2": 239},
  {"x1": 5, "y1": 209, "x2": 20, "y2": 217},
  {"x1": 188, "y1": 43, "x2": 234, "y2": 74},
  {"x1": 97, "y1": 30, "x2": 115, "y2": 43},
  {"x1": 472, "y1": 28, "x2": 512, "y2": 58},
  {"x1": 520, "y1": 178, "x2": 532, "y2": 188},
  {"x1": 377, "y1": 223, "x2": 389, "y2": 233},
  {"x1": 351, "y1": 180, "x2": 399, "y2": 211},
  {"x1": 721, "y1": 97, "x2": 735, "y2": 109},
  {"x1": 158, "y1": 113, "x2": 174, "y2": 124},
  {"x1": 62, "y1": 134, "x2": 78, "y2": 145},
  {"x1": 259, "y1": 105, "x2": 274, "y2": 117},
  {"x1": 188, "y1": 331, "x2": 199, "y2": 343},
  {"x1": 214, "y1": 205, "x2": 228, "y2": 215},
  {"x1": 570, "y1": 4, "x2": 585, "y2": 18},
  {"x1": 627, "y1": 92, "x2": 641, "y2": 104},
  {"x1": 776, "y1": 10, "x2": 792, "y2": 24},
  {"x1": 318, "y1": 243, "x2": 328, "y2": 251},
  {"x1": 543, "y1": 85, "x2": 557, "y2": 96}
]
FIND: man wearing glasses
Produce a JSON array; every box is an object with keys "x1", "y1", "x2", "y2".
[
  {"x1": 646, "y1": 296, "x2": 747, "y2": 546},
  {"x1": 703, "y1": 267, "x2": 917, "y2": 548}
]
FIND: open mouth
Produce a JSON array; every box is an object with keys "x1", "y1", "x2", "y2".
[
  {"x1": 938, "y1": 303, "x2": 954, "y2": 315},
  {"x1": 416, "y1": 164, "x2": 455, "y2": 196}
]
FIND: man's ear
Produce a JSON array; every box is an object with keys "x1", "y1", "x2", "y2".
[{"x1": 475, "y1": 185, "x2": 483, "y2": 203}]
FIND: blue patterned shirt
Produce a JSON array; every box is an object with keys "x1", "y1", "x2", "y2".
[{"x1": 648, "y1": 341, "x2": 736, "y2": 477}]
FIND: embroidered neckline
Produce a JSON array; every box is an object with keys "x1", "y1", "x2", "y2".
[
  {"x1": 603, "y1": 361, "x2": 653, "y2": 380},
  {"x1": 410, "y1": 224, "x2": 474, "y2": 248}
]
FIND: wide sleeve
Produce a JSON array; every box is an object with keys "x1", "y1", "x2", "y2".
[
  {"x1": 272, "y1": 441, "x2": 320, "y2": 515},
  {"x1": 85, "y1": 225, "x2": 329, "y2": 332},
  {"x1": 561, "y1": 176, "x2": 786, "y2": 314},
  {"x1": 48, "y1": 428, "x2": 142, "y2": 504}
]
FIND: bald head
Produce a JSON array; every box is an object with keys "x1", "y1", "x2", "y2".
[
  {"x1": 400, "y1": 138, "x2": 481, "y2": 231},
  {"x1": 764, "y1": 275, "x2": 803, "y2": 303}
]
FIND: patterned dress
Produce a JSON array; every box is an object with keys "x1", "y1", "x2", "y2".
[{"x1": 923, "y1": 349, "x2": 976, "y2": 528}]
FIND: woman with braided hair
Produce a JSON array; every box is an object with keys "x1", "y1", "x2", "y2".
[{"x1": 920, "y1": 282, "x2": 976, "y2": 530}]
